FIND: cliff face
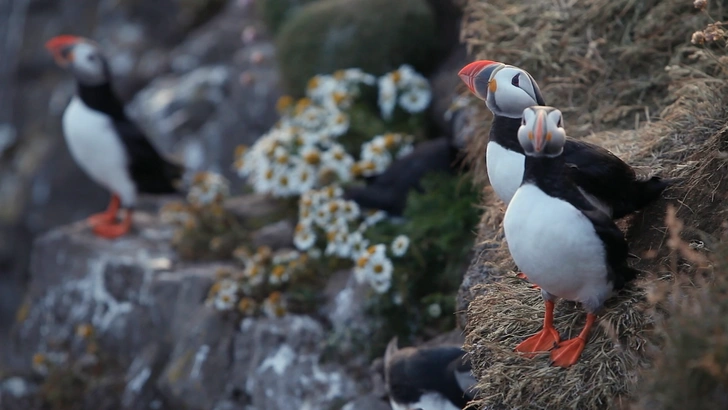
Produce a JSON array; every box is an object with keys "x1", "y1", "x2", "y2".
[{"x1": 2, "y1": 197, "x2": 390, "y2": 410}]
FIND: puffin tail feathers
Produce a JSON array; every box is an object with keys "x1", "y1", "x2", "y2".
[{"x1": 612, "y1": 176, "x2": 671, "y2": 218}]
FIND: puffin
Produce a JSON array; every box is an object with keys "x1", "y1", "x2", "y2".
[
  {"x1": 45, "y1": 35, "x2": 184, "y2": 239},
  {"x1": 503, "y1": 106, "x2": 638, "y2": 367},
  {"x1": 384, "y1": 337, "x2": 477, "y2": 410},
  {"x1": 457, "y1": 60, "x2": 668, "y2": 218}
]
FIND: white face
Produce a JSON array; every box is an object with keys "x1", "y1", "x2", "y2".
[
  {"x1": 517, "y1": 106, "x2": 566, "y2": 157},
  {"x1": 486, "y1": 66, "x2": 544, "y2": 118},
  {"x1": 68, "y1": 42, "x2": 108, "y2": 86}
]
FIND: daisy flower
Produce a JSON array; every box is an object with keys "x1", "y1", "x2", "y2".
[
  {"x1": 243, "y1": 263, "x2": 265, "y2": 287},
  {"x1": 398, "y1": 86, "x2": 432, "y2": 114},
  {"x1": 390, "y1": 235, "x2": 410, "y2": 257},
  {"x1": 364, "y1": 210, "x2": 387, "y2": 226},
  {"x1": 263, "y1": 291, "x2": 287, "y2": 318},
  {"x1": 294, "y1": 223, "x2": 316, "y2": 250},
  {"x1": 377, "y1": 74, "x2": 397, "y2": 120},
  {"x1": 237, "y1": 297, "x2": 257, "y2": 316},
  {"x1": 269, "y1": 265, "x2": 290, "y2": 285}
]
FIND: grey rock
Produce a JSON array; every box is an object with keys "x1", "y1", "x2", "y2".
[
  {"x1": 0, "y1": 377, "x2": 42, "y2": 410},
  {"x1": 250, "y1": 219, "x2": 295, "y2": 250},
  {"x1": 236, "y1": 315, "x2": 359, "y2": 410},
  {"x1": 340, "y1": 394, "x2": 391, "y2": 410}
]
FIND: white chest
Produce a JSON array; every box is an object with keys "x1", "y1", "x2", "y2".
[
  {"x1": 62, "y1": 97, "x2": 137, "y2": 205},
  {"x1": 503, "y1": 184, "x2": 613, "y2": 310},
  {"x1": 486, "y1": 141, "x2": 524, "y2": 205},
  {"x1": 390, "y1": 392, "x2": 461, "y2": 410}
]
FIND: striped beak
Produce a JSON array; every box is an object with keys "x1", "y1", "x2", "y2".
[
  {"x1": 45, "y1": 35, "x2": 83, "y2": 66},
  {"x1": 458, "y1": 60, "x2": 504, "y2": 100},
  {"x1": 529, "y1": 109, "x2": 550, "y2": 153}
]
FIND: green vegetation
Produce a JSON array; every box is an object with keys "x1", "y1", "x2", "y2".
[
  {"x1": 275, "y1": 0, "x2": 437, "y2": 96},
  {"x1": 365, "y1": 171, "x2": 480, "y2": 351}
]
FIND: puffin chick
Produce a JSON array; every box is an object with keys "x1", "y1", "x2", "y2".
[
  {"x1": 384, "y1": 337, "x2": 477, "y2": 410},
  {"x1": 45, "y1": 35, "x2": 184, "y2": 239},
  {"x1": 503, "y1": 106, "x2": 638, "y2": 367}
]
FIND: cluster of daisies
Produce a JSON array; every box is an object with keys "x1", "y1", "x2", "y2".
[
  {"x1": 161, "y1": 171, "x2": 231, "y2": 226},
  {"x1": 293, "y1": 185, "x2": 410, "y2": 294},
  {"x1": 204, "y1": 246, "x2": 311, "y2": 317},
  {"x1": 234, "y1": 65, "x2": 430, "y2": 198},
  {"x1": 377, "y1": 64, "x2": 433, "y2": 120}
]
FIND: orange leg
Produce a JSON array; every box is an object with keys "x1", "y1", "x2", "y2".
[
  {"x1": 87, "y1": 194, "x2": 121, "y2": 226},
  {"x1": 515, "y1": 300, "x2": 560, "y2": 357},
  {"x1": 516, "y1": 272, "x2": 541, "y2": 290},
  {"x1": 550, "y1": 312, "x2": 596, "y2": 368},
  {"x1": 93, "y1": 208, "x2": 132, "y2": 239}
]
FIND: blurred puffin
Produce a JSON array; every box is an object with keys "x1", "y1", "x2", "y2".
[
  {"x1": 45, "y1": 35, "x2": 183, "y2": 239},
  {"x1": 503, "y1": 106, "x2": 638, "y2": 367},
  {"x1": 457, "y1": 60, "x2": 668, "y2": 218},
  {"x1": 384, "y1": 337, "x2": 477, "y2": 410}
]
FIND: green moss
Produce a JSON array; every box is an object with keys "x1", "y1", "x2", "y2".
[
  {"x1": 364, "y1": 171, "x2": 480, "y2": 352},
  {"x1": 276, "y1": 0, "x2": 437, "y2": 96},
  {"x1": 257, "y1": 0, "x2": 321, "y2": 34}
]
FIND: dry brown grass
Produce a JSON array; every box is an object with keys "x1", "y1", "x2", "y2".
[{"x1": 459, "y1": 0, "x2": 728, "y2": 408}]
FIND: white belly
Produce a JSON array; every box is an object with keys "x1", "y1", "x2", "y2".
[
  {"x1": 62, "y1": 97, "x2": 137, "y2": 206},
  {"x1": 390, "y1": 393, "x2": 461, "y2": 410},
  {"x1": 486, "y1": 141, "x2": 524, "y2": 205},
  {"x1": 503, "y1": 184, "x2": 612, "y2": 311}
]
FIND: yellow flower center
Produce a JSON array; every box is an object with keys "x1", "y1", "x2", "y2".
[
  {"x1": 333, "y1": 92, "x2": 347, "y2": 105},
  {"x1": 373, "y1": 264, "x2": 383, "y2": 274},
  {"x1": 333, "y1": 150, "x2": 345, "y2": 161},
  {"x1": 384, "y1": 134, "x2": 397, "y2": 148},
  {"x1": 357, "y1": 256, "x2": 368, "y2": 268},
  {"x1": 307, "y1": 77, "x2": 320, "y2": 90},
  {"x1": 32, "y1": 353, "x2": 46, "y2": 366},
  {"x1": 304, "y1": 150, "x2": 321, "y2": 165},
  {"x1": 328, "y1": 202, "x2": 339, "y2": 213},
  {"x1": 333, "y1": 70, "x2": 346, "y2": 80},
  {"x1": 279, "y1": 175, "x2": 289, "y2": 186},
  {"x1": 272, "y1": 265, "x2": 286, "y2": 277},
  {"x1": 235, "y1": 144, "x2": 248, "y2": 158},
  {"x1": 269, "y1": 291, "x2": 282, "y2": 303},
  {"x1": 276, "y1": 95, "x2": 294, "y2": 112},
  {"x1": 264, "y1": 169, "x2": 274, "y2": 180},
  {"x1": 391, "y1": 71, "x2": 402, "y2": 84}
]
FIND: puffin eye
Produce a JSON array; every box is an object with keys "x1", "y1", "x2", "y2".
[
  {"x1": 511, "y1": 74, "x2": 520, "y2": 87},
  {"x1": 557, "y1": 117, "x2": 563, "y2": 127},
  {"x1": 521, "y1": 118, "x2": 526, "y2": 126}
]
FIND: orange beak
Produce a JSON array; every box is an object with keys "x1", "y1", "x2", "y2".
[
  {"x1": 45, "y1": 35, "x2": 83, "y2": 66},
  {"x1": 530, "y1": 110, "x2": 550, "y2": 153},
  {"x1": 458, "y1": 60, "x2": 502, "y2": 99}
]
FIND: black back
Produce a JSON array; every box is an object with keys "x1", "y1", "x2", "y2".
[
  {"x1": 77, "y1": 82, "x2": 183, "y2": 194},
  {"x1": 523, "y1": 155, "x2": 638, "y2": 290},
  {"x1": 343, "y1": 138, "x2": 460, "y2": 216},
  {"x1": 387, "y1": 346, "x2": 475, "y2": 408},
  {"x1": 488, "y1": 114, "x2": 668, "y2": 218}
]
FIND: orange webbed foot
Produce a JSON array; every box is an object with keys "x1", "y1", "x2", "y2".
[
  {"x1": 87, "y1": 194, "x2": 121, "y2": 227},
  {"x1": 92, "y1": 209, "x2": 131, "y2": 239},
  {"x1": 516, "y1": 272, "x2": 541, "y2": 290},
  {"x1": 550, "y1": 312, "x2": 596, "y2": 367},
  {"x1": 87, "y1": 211, "x2": 116, "y2": 227},
  {"x1": 550, "y1": 337, "x2": 586, "y2": 368},
  {"x1": 515, "y1": 326, "x2": 560, "y2": 357}
]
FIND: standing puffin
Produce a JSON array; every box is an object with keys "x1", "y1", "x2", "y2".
[
  {"x1": 45, "y1": 35, "x2": 183, "y2": 239},
  {"x1": 384, "y1": 338, "x2": 476, "y2": 410},
  {"x1": 457, "y1": 60, "x2": 668, "y2": 218},
  {"x1": 503, "y1": 106, "x2": 638, "y2": 367}
]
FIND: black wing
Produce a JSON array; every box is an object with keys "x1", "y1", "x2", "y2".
[
  {"x1": 579, "y1": 205, "x2": 638, "y2": 290},
  {"x1": 563, "y1": 139, "x2": 667, "y2": 218},
  {"x1": 112, "y1": 118, "x2": 184, "y2": 194}
]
